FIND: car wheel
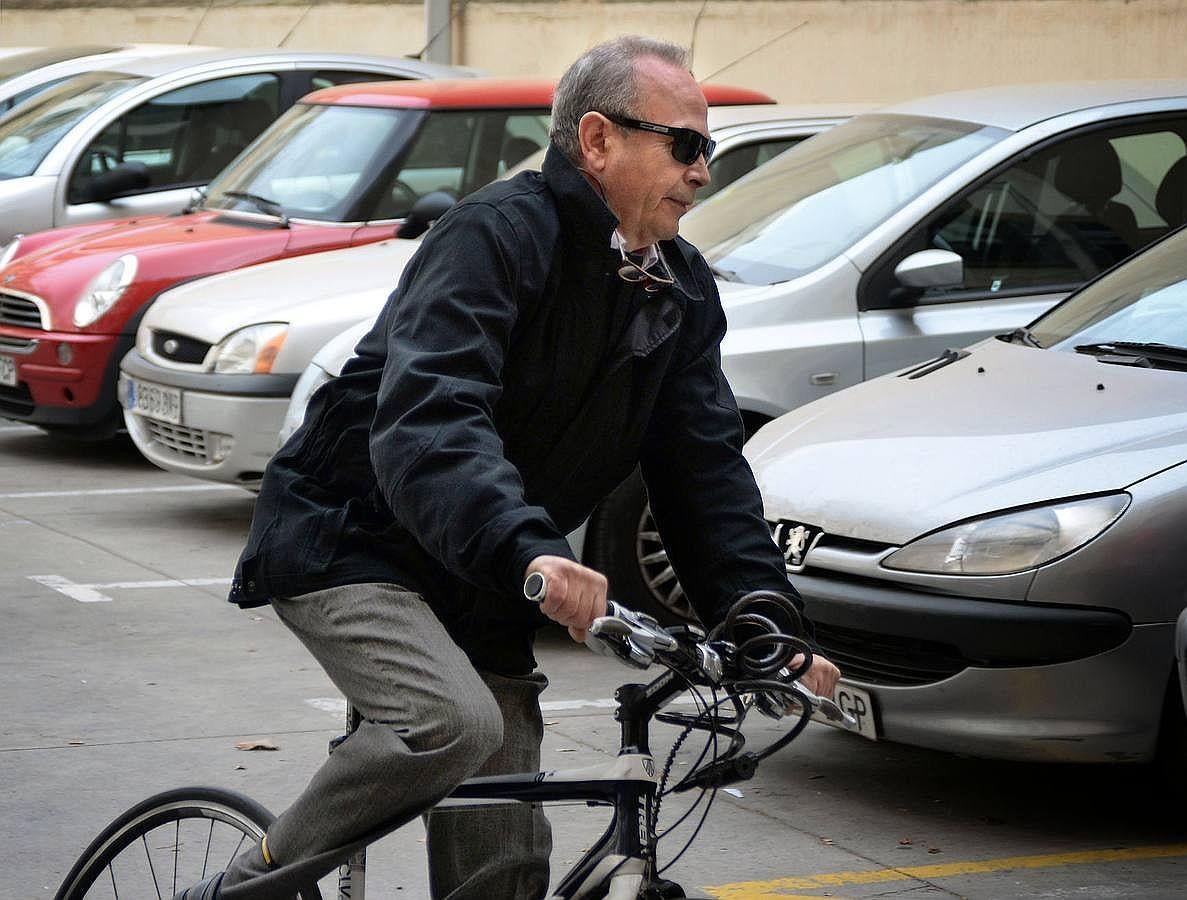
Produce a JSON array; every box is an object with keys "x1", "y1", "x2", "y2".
[{"x1": 586, "y1": 469, "x2": 698, "y2": 626}]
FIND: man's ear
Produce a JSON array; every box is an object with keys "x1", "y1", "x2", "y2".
[{"x1": 577, "y1": 111, "x2": 612, "y2": 173}]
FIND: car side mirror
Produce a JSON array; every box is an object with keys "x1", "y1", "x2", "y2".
[
  {"x1": 396, "y1": 190, "x2": 456, "y2": 239},
  {"x1": 894, "y1": 249, "x2": 964, "y2": 290},
  {"x1": 82, "y1": 162, "x2": 151, "y2": 204}
]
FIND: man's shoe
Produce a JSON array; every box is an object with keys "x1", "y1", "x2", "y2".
[{"x1": 172, "y1": 871, "x2": 224, "y2": 899}]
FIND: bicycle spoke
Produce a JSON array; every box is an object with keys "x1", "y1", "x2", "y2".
[
  {"x1": 108, "y1": 861, "x2": 118, "y2": 898},
  {"x1": 225, "y1": 830, "x2": 249, "y2": 870},
  {"x1": 203, "y1": 818, "x2": 214, "y2": 878},
  {"x1": 141, "y1": 832, "x2": 163, "y2": 899},
  {"x1": 173, "y1": 819, "x2": 180, "y2": 896}
]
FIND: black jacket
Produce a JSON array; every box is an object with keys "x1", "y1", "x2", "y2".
[{"x1": 230, "y1": 147, "x2": 799, "y2": 674}]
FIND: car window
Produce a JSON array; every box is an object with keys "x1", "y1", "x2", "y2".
[
  {"x1": 370, "y1": 110, "x2": 549, "y2": 219},
  {"x1": 1030, "y1": 227, "x2": 1187, "y2": 349},
  {"x1": 682, "y1": 114, "x2": 1007, "y2": 285},
  {"x1": 700, "y1": 136, "x2": 801, "y2": 201},
  {"x1": 204, "y1": 103, "x2": 417, "y2": 221},
  {"x1": 0, "y1": 71, "x2": 144, "y2": 180},
  {"x1": 310, "y1": 70, "x2": 401, "y2": 91},
  {"x1": 922, "y1": 121, "x2": 1187, "y2": 300},
  {"x1": 1, "y1": 75, "x2": 74, "y2": 113},
  {"x1": 68, "y1": 72, "x2": 281, "y2": 203}
]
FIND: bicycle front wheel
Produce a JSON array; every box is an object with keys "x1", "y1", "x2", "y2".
[{"x1": 55, "y1": 785, "x2": 321, "y2": 900}]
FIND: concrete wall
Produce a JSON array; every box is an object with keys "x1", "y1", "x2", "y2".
[{"x1": 2, "y1": 0, "x2": 1186, "y2": 104}]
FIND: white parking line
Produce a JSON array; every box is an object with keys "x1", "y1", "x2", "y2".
[
  {"x1": 306, "y1": 696, "x2": 696, "y2": 717},
  {"x1": 29, "y1": 574, "x2": 233, "y2": 603},
  {"x1": 0, "y1": 484, "x2": 241, "y2": 500}
]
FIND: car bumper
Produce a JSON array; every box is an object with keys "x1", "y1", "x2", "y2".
[
  {"x1": 0, "y1": 329, "x2": 125, "y2": 429},
  {"x1": 120, "y1": 350, "x2": 297, "y2": 486},
  {"x1": 794, "y1": 571, "x2": 1167, "y2": 763}
]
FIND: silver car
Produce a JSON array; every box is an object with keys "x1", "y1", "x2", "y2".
[
  {"x1": 605, "y1": 79, "x2": 1187, "y2": 619},
  {"x1": 0, "y1": 44, "x2": 204, "y2": 114},
  {"x1": 745, "y1": 224, "x2": 1187, "y2": 770},
  {"x1": 0, "y1": 48, "x2": 469, "y2": 242}
]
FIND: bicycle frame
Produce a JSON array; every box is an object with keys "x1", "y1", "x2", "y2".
[{"x1": 336, "y1": 662, "x2": 694, "y2": 900}]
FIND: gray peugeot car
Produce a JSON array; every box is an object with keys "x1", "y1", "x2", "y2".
[{"x1": 744, "y1": 223, "x2": 1187, "y2": 780}]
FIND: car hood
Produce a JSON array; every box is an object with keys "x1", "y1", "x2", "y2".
[
  {"x1": 745, "y1": 338, "x2": 1187, "y2": 545},
  {"x1": 5, "y1": 212, "x2": 295, "y2": 318},
  {"x1": 144, "y1": 238, "x2": 422, "y2": 343}
]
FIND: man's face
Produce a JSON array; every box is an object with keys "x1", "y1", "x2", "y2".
[{"x1": 595, "y1": 58, "x2": 711, "y2": 250}]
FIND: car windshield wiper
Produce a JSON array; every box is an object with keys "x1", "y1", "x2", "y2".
[
  {"x1": 221, "y1": 190, "x2": 289, "y2": 226},
  {"x1": 1074, "y1": 340, "x2": 1187, "y2": 370},
  {"x1": 998, "y1": 326, "x2": 1042, "y2": 348}
]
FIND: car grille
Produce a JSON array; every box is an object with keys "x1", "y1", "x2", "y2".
[
  {"x1": 813, "y1": 621, "x2": 967, "y2": 687},
  {"x1": 0, "y1": 382, "x2": 34, "y2": 417},
  {"x1": 151, "y1": 330, "x2": 211, "y2": 365},
  {"x1": 146, "y1": 419, "x2": 211, "y2": 463},
  {"x1": 0, "y1": 291, "x2": 44, "y2": 330}
]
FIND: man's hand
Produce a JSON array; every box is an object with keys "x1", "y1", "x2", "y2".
[
  {"x1": 792, "y1": 651, "x2": 841, "y2": 699},
  {"x1": 524, "y1": 556, "x2": 608, "y2": 642}
]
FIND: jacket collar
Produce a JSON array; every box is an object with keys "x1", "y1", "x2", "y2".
[{"x1": 542, "y1": 146, "x2": 707, "y2": 304}]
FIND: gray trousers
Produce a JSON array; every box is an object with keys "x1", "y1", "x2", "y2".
[{"x1": 220, "y1": 583, "x2": 552, "y2": 899}]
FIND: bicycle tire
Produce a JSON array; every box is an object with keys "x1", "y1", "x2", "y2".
[{"x1": 55, "y1": 785, "x2": 322, "y2": 900}]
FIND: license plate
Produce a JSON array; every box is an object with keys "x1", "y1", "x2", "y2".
[
  {"x1": 122, "y1": 376, "x2": 182, "y2": 425},
  {"x1": 813, "y1": 682, "x2": 878, "y2": 740},
  {"x1": 0, "y1": 354, "x2": 15, "y2": 388}
]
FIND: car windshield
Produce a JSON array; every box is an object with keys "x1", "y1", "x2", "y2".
[
  {"x1": 204, "y1": 102, "x2": 422, "y2": 222},
  {"x1": 680, "y1": 114, "x2": 1008, "y2": 285},
  {"x1": 0, "y1": 70, "x2": 144, "y2": 179},
  {"x1": 1030, "y1": 227, "x2": 1187, "y2": 350}
]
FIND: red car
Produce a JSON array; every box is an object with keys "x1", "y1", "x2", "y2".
[{"x1": 0, "y1": 78, "x2": 770, "y2": 439}]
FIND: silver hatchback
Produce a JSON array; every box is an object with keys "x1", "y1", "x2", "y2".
[
  {"x1": 0, "y1": 48, "x2": 468, "y2": 242},
  {"x1": 746, "y1": 224, "x2": 1187, "y2": 769}
]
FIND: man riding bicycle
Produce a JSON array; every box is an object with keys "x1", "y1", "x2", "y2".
[{"x1": 175, "y1": 34, "x2": 840, "y2": 900}]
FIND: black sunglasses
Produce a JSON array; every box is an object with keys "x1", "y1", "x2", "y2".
[{"x1": 602, "y1": 113, "x2": 716, "y2": 165}]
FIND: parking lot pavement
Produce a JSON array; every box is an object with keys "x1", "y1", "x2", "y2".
[{"x1": 3, "y1": 425, "x2": 1187, "y2": 899}]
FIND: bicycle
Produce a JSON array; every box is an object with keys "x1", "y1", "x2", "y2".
[{"x1": 55, "y1": 589, "x2": 855, "y2": 900}]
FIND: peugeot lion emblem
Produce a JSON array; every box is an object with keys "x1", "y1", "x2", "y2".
[{"x1": 772, "y1": 520, "x2": 824, "y2": 572}]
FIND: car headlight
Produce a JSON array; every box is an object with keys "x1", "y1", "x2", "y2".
[
  {"x1": 0, "y1": 235, "x2": 22, "y2": 271},
  {"x1": 881, "y1": 494, "x2": 1130, "y2": 576},
  {"x1": 74, "y1": 255, "x2": 138, "y2": 327},
  {"x1": 211, "y1": 323, "x2": 288, "y2": 374}
]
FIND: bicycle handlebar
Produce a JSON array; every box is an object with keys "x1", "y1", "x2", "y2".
[{"x1": 522, "y1": 573, "x2": 856, "y2": 730}]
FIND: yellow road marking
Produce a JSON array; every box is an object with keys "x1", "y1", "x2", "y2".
[{"x1": 706, "y1": 844, "x2": 1187, "y2": 899}]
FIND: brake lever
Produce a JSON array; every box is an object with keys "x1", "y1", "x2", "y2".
[{"x1": 586, "y1": 602, "x2": 678, "y2": 669}]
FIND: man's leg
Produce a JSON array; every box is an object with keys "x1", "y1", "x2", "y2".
[
  {"x1": 218, "y1": 583, "x2": 504, "y2": 899},
  {"x1": 424, "y1": 669, "x2": 552, "y2": 900}
]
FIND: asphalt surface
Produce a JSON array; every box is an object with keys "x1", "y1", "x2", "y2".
[{"x1": 2, "y1": 422, "x2": 1186, "y2": 899}]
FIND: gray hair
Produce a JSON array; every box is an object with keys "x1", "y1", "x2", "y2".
[{"x1": 550, "y1": 35, "x2": 690, "y2": 164}]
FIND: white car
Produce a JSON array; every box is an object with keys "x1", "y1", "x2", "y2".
[{"x1": 119, "y1": 103, "x2": 859, "y2": 488}]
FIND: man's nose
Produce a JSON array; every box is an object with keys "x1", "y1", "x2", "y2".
[{"x1": 687, "y1": 154, "x2": 710, "y2": 188}]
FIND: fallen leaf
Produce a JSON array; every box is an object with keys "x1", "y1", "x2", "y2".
[
  {"x1": 68, "y1": 740, "x2": 85, "y2": 746},
  {"x1": 899, "y1": 838, "x2": 913, "y2": 846},
  {"x1": 544, "y1": 720, "x2": 558, "y2": 726},
  {"x1": 234, "y1": 764, "x2": 246, "y2": 770},
  {"x1": 821, "y1": 838, "x2": 834, "y2": 845},
  {"x1": 557, "y1": 747, "x2": 576, "y2": 752},
  {"x1": 235, "y1": 739, "x2": 279, "y2": 751},
  {"x1": 928, "y1": 847, "x2": 942, "y2": 854}
]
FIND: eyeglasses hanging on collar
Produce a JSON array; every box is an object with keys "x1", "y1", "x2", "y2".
[{"x1": 616, "y1": 243, "x2": 675, "y2": 291}]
